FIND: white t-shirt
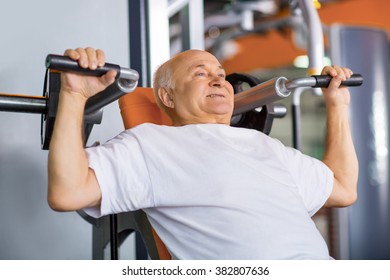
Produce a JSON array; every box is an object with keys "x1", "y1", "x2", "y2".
[{"x1": 84, "y1": 123, "x2": 333, "y2": 259}]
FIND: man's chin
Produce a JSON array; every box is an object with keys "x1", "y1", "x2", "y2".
[{"x1": 206, "y1": 103, "x2": 233, "y2": 114}]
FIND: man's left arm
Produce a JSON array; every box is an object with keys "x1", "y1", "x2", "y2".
[{"x1": 321, "y1": 66, "x2": 359, "y2": 207}]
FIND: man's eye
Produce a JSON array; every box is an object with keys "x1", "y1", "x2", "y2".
[
  {"x1": 196, "y1": 72, "x2": 206, "y2": 76},
  {"x1": 218, "y1": 74, "x2": 226, "y2": 78}
]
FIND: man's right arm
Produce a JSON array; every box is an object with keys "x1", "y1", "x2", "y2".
[{"x1": 47, "y1": 48, "x2": 116, "y2": 211}]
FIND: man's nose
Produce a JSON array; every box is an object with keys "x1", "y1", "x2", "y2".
[{"x1": 210, "y1": 75, "x2": 225, "y2": 87}]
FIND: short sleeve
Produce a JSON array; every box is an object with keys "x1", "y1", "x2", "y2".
[
  {"x1": 83, "y1": 130, "x2": 155, "y2": 218},
  {"x1": 280, "y1": 145, "x2": 334, "y2": 216}
]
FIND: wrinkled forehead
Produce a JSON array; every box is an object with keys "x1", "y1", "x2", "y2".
[{"x1": 171, "y1": 50, "x2": 223, "y2": 74}]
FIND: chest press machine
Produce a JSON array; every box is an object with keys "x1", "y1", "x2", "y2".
[{"x1": 0, "y1": 55, "x2": 362, "y2": 259}]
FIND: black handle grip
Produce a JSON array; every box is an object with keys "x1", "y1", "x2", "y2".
[
  {"x1": 312, "y1": 73, "x2": 363, "y2": 88},
  {"x1": 45, "y1": 54, "x2": 120, "y2": 78}
]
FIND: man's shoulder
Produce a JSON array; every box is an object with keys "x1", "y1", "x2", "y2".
[{"x1": 124, "y1": 123, "x2": 179, "y2": 140}]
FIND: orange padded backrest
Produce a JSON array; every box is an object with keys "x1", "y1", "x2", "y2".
[
  {"x1": 119, "y1": 87, "x2": 172, "y2": 260},
  {"x1": 119, "y1": 87, "x2": 172, "y2": 128}
]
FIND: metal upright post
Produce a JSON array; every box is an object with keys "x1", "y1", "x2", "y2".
[
  {"x1": 291, "y1": 87, "x2": 308, "y2": 150},
  {"x1": 292, "y1": 0, "x2": 325, "y2": 151},
  {"x1": 127, "y1": 0, "x2": 153, "y2": 260},
  {"x1": 129, "y1": 0, "x2": 150, "y2": 87}
]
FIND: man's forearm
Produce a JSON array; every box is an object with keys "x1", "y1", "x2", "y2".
[
  {"x1": 47, "y1": 91, "x2": 92, "y2": 210},
  {"x1": 323, "y1": 105, "x2": 359, "y2": 206}
]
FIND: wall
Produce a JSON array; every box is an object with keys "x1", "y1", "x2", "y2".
[{"x1": 0, "y1": 0, "x2": 132, "y2": 259}]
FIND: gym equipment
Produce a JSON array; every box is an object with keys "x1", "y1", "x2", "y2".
[
  {"x1": 228, "y1": 72, "x2": 286, "y2": 135},
  {"x1": 0, "y1": 54, "x2": 363, "y2": 149},
  {"x1": 0, "y1": 55, "x2": 139, "y2": 149},
  {"x1": 231, "y1": 72, "x2": 363, "y2": 137},
  {"x1": 233, "y1": 73, "x2": 363, "y2": 115},
  {"x1": 0, "y1": 54, "x2": 140, "y2": 260}
]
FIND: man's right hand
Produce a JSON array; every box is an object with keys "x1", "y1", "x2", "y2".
[{"x1": 61, "y1": 47, "x2": 117, "y2": 100}]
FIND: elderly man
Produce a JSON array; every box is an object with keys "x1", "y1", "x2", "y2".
[{"x1": 47, "y1": 47, "x2": 358, "y2": 259}]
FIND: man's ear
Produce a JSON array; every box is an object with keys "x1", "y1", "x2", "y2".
[{"x1": 157, "y1": 87, "x2": 174, "y2": 108}]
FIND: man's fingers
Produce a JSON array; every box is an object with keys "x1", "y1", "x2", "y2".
[
  {"x1": 321, "y1": 66, "x2": 354, "y2": 90},
  {"x1": 64, "y1": 47, "x2": 107, "y2": 71},
  {"x1": 328, "y1": 74, "x2": 343, "y2": 91},
  {"x1": 64, "y1": 48, "x2": 80, "y2": 60},
  {"x1": 85, "y1": 47, "x2": 98, "y2": 70},
  {"x1": 96, "y1": 49, "x2": 106, "y2": 67},
  {"x1": 102, "y1": 70, "x2": 117, "y2": 85},
  {"x1": 321, "y1": 65, "x2": 338, "y2": 77},
  {"x1": 74, "y1": 47, "x2": 88, "y2": 68},
  {"x1": 343, "y1": 67, "x2": 353, "y2": 79},
  {"x1": 321, "y1": 65, "x2": 353, "y2": 79}
]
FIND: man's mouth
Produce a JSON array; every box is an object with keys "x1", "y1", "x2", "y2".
[{"x1": 207, "y1": 94, "x2": 225, "y2": 98}]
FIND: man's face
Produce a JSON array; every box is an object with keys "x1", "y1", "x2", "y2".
[{"x1": 168, "y1": 50, "x2": 234, "y2": 125}]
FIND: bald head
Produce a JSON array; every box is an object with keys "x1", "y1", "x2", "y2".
[
  {"x1": 152, "y1": 50, "x2": 234, "y2": 125},
  {"x1": 153, "y1": 50, "x2": 217, "y2": 110}
]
